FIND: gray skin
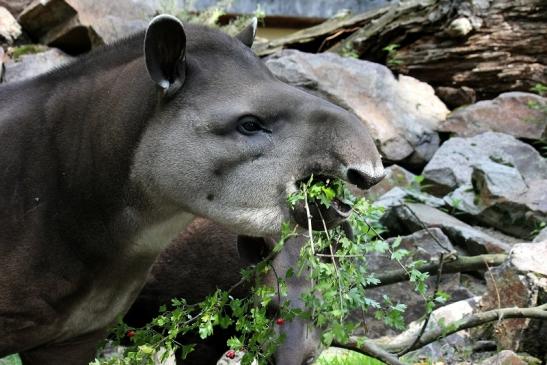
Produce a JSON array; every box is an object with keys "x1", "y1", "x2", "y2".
[
  {"x1": 0, "y1": 15, "x2": 383, "y2": 364},
  {"x1": 124, "y1": 218, "x2": 321, "y2": 365}
]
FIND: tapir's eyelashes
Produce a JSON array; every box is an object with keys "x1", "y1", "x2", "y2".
[{"x1": 237, "y1": 115, "x2": 271, "y2": 135}]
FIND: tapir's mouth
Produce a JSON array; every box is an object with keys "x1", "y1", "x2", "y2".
[{"x1": 290, "y1": 175, "x2": 352, "y2": 231}]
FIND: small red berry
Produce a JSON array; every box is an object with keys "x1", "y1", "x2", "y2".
[
  {"x1": 126, "y1": 330, "x2": 136, "y2": 338},
  {"x1": 226, "y1": 350, "x2": 236, "y2": 359},
  {"x1": 275, "y1": 318, "x2": 285, "y2": 325}
]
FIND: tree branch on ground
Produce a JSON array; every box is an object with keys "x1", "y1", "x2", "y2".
[
  {"x1": 332, "y1": 341, "x2": 406, "y2": 365},
  {"x1": 342, "y1": 303, "x2": 547, "y2": 356},
  {"x1": 367, "y1": 254, "x2": 507, "y2": 288}
]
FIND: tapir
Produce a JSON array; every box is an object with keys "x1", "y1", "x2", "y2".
[
  {"x1": 0, "y1": 14, "x2": 384, "y2": 365},
  {"x1": 124, "y1": 218, "x2": 321, "y2": 365}
]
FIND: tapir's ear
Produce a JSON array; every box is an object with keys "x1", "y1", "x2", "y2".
[
  {"x1": 237, "y1": 235, "x2": 270, "y2": 265},
  {"x1": 235, "y1": 17, "x2": 257, "y2": 48},
  {"x1": 144, "y1": 15, "x2": 186, "y2": 96}
]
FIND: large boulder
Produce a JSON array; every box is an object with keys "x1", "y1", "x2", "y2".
[
  {"x1": 18, "y1": 0, "x2": 156, "y2": 54},
  {"x1": 423, "y1": 132, "x2": 547, "y2": 196},
  {"x1": 444, "y1": 161, "x2": 547, "y2": 240},
  {"x1": 439, "y1": 92, "x2": 547, "y2": 141},
  {"x1": 2, "y1": 46, "x2": 72, "y2": 83},
  {"x1": 265, "y1": 50, "x2": 450, "y2": 164},
  {"x1": 357, "y1": 228, "x2": 473, "y2": 338},
  {"x1": 0, "y1": 6, "x2": 22, "y2": 44},
  {"x1": 480, "y1": 241, "x2": 547, "y2": 358},
  {"x1": 381, "y1": 202, "x2": 511, "y2": 255}
]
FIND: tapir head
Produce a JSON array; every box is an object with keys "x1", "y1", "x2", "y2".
[
  {"x1": 131, "y1": 15, "x2": 384, "y2": 236},
  {"x1": 237, "y1": 234, "x2": 323, "y2": 365}
]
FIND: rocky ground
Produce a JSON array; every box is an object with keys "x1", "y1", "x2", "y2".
[{"x1": 1, "y1": 1, "x2": 546, "y2": 364}]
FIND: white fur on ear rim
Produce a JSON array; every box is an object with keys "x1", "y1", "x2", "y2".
[
  {"x1": 235, "y1": 17, "x2": 258, "y2": 48},
  {"x1": 144, "y1": 14, "x2": 187, "y2": 96}
]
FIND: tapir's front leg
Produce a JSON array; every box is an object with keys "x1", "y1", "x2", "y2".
[{"x1": 19, "y1": 329, "x2": 107, "y2": 365}]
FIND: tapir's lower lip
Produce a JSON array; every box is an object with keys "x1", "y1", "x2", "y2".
[{"x1": 290, "y1": 198, "x2": 351, "y2": 231}]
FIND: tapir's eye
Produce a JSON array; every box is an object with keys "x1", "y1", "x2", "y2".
[{"x1": 237, "y1": 116, "x2": 269, "y2": 136}]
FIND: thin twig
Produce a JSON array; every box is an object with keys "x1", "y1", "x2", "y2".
[
  {"x1": 303, "y1": 186, "x2": 316, "y2": 255},
  {"x1": 267, "y1": 262, "x2": 283, "y2": 316},
  {"x1": 317, "y1": 27, "x2": 361, "y2": 52},
  {"x1": 302, "y1": 185, "x2": 317, "y2": 318},
  {"x1": 402, "y1": 204, "x2": 452, "y2": 253},
  {"x1": 314, "y1": 253, "x2": 364, "y2": 258},
  {"x1": 398, "y1": 253, "x2": 445, "y2": 356},
  {"x1": 484, "y1": 258, "x2": 503, "y2": 326},
  {"x1": 316, "y1": 204, "x2": 345, "y2": 321}
]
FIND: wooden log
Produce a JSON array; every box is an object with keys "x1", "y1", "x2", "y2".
[
  {"x1": 257, "y1": 0, "x2": 547, "y2": 100},
  {"x1": 330, "y1": 0, "x2": 547, "y2": 99}
]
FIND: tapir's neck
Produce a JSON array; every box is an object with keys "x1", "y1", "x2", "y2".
[
  {"x1": 128, "y1": 208, "x2": 195, "y2": 257},
  {"x1": 39, "y1": 45, "x2": 188, "y2": 253}
]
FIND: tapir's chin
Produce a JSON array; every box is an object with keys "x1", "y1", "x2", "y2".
[{"x1": 218, "y1": 206, "x2": 286, "y2": 237}]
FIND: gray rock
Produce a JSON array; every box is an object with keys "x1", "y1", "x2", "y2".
[
  {"x1": 509, "y1": 241, "x2": 547, "y2": 276},
  {"x1": 471, "y1": 226, "x2": 522, "y2": 245},
  {"x1": 0, "y1": 6, "x2": 22, "y2": 44},
  {"x1": 357, "y1": 228, "x2": 473, "y2": 338},
  {"x1": 365, "y1": 164, "x2": 416, "y2": 200},
  {"x1": 435, "y1": 86, "x2": 476, "y2": 109},
  {"x1": 265, "y1": 50, "x2": 449, "y2": 164},
  {"x1": 444, "y1": 184, "x2": 483, "y2": 216},
  {"x1": 480, "y1": 241, "x2": 547, "y2": 358},
  {"x1": 440, "y1": 92, "x2": 547, "y2": 141},
  {"x1": 374, "y1": 187, "x2": 446, "y2": 209},
  {"x1": 18, "y1": 0, "x2": 155, "y2": 54},
  {"x1": 473, "y1": 168, "x2": 546, "y2": 239},
  {"x1": 445, "y1": 162, "x2": 547, "y2": 239},
  {"x1": 423, "y1": 132, "x2": 547, "y2": 195},
  {"x1": 3, "y1": 47, "x2": 73, "y2": 83},
  {"x1": 478, "y1": 350, "x2": 527, "y2": 365},
  {"x1": 381, "y1": 202, "x2": 512, "y2": 254},
  {"x1": 66, "y1": 0, "x2": 154, "y2": 43},
  {"x1": 0, "y1": 0, "x2": 32, "y2": 16},
  {"x1": 534, "y1": 227, "x2": 547, "y2": 243},
  {"x1": 473, "y1": 160, "x2": 528, "y2": 198}
]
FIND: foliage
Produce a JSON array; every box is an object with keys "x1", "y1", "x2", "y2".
[
  {"x1": 158, "y1": 0, "x2": 265, "y2": 36},
  {"x1": 0, "y1": 355, "x2": 21, "y2": 365},
  {"x1": 317, "y1": 349, "x2": 386, "y2": 365},
  {"x1": 382, "y1": 44, "x2": 403, "y2": 67},
  {"x1": 340, "y1": 43, "x2": 360, "y2": 59},
  {"x1": 530, "y1": 83, "x2": 547, "y2": 96},
  {"x1": 93, "y1": 175, "x2": 442, "y2": 364},
  {"x1": 9, "y1": 45, "x2": 47, "y2": 61}
]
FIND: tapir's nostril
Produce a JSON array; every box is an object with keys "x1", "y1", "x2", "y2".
[{"x1": 347, "y1": 167, "x2": 385, "y2": 190}]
